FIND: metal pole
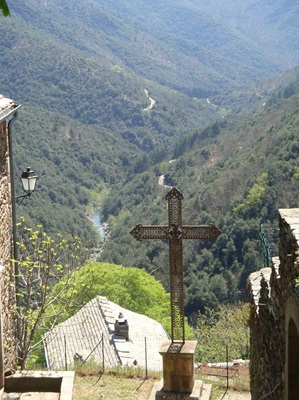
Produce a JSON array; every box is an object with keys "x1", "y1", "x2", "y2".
[
  {"x1": 64, "y1": 335, "x2": 67, "y2": 371},
  {"x1": 145, "y1": 337, "x2": 148, "y2": 380},
  {"x1": 102, "y1": 332, "x2": 105, "y2": 372},
  {"x1": 43, "y1": 338, "x2": 51, "y2": 371},
  {"x1": 0, "y1": 269, "x2": 4, "y2": 389},
  {"x1": 226, "y1": 345, "x2": 229, "y2": 390}
]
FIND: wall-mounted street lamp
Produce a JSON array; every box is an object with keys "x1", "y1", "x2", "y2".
[{"x1": 15, "y1": 167, "x2": 39, "y2": 204}]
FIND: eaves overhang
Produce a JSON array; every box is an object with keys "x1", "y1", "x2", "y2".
[{"x1": 0, "y1": 95, "x2": 20, "y2": 123}]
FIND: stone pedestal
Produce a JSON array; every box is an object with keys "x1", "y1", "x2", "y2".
[
  {"x1": 148, "y1": 340, "x2": 211, "y2": 400},
  {"x1": 160, "y1": 340, "x2": 197, "y2": 393}
]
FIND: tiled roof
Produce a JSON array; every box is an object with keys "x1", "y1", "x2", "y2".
[
  {"x1": 0, "y1": 95, "x2": 17, "y2": 122},
  {"x1": 44, "y1": 296, "x2": 169, "y2": 371}
]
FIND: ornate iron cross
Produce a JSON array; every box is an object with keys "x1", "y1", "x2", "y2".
[{"x1": 130, "y1": 187, "x2": 221, "y2": 344}]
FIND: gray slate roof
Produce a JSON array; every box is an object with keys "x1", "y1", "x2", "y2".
[
  {"x1": 0, "y1": 95, "x2": 18, "y2": 122},
  {"x1": 44, "y1": 296, "x2": 169, "y2": 371}
]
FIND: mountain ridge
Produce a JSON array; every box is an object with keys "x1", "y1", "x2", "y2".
[{"x1": 4, "y1": 0, "x2": 281, "y2": 96}]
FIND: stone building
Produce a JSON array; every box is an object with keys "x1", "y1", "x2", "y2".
[
  {"x1": 248, "y1": 209, "x2": 299, "y2": 400},
  {"x1": 0, "y1": 95, "x2": 20, "y2": 375}
]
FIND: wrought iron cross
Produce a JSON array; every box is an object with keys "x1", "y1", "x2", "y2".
[{"x1": 130, "y1": 187, "x2": 221, "y2": 344}]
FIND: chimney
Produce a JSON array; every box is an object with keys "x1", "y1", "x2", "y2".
[{"x1": 114, "y1": 312, "x2": 129, "y2": 340}]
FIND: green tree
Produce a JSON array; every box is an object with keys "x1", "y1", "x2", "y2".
[
  {"x1": 0, "y1": 0, "x2": 9, "y2": 16},
  {"x1": 194, "y1": 303, "x2": 250, "y2": 363},
  {"x1": 51, "y1": 261, "x2": 171, "y2": 330},
  {"x1": 50, "y1": 261, "x2": 196, "y2": 341},
  {"x1": 233, "y1": 173, "x2": 269, "y2": 216},
  {"x1": 12, "y1": 220, "x2": 91, "y2": 368}
]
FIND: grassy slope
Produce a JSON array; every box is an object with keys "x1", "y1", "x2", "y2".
[{"x1": 73, "y1": 370, "x2": 250, "y2": 400}]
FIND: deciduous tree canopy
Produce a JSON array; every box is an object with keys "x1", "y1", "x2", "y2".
[{"x1": 0, "y1": 0, "x2": 9, "y2": 16}]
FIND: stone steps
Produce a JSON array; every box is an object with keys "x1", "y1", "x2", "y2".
[
  {"x1": 200, "y1": 382, "x2": 212, "y2": 400},
  {"x1": 149, "y1": 379, "x2": 212, "y2": 399}
]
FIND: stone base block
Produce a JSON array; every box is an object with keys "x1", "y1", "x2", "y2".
[
  {"x1": 160, "y1": 340, "x2": 197, "y2": 393},
  {"x1": 148, "y1": 380, "x2": 212, "y2": 400}
]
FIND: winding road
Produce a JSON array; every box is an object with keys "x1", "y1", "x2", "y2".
[{"x1": 143, "y1": 89, "x2": 156, "y2": 111}]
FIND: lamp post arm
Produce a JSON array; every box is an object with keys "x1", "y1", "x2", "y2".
[{"x1": 15, "y1": 192, "x2": 32, "y2": 205}]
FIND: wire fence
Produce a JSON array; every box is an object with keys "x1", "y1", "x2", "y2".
[
  {"x1": 196, "y1": 345, "x2": 250, "y2": 393},
  {"x1": 27, "y1": 337, "x2": 251, "y2": 398},
  {"x1": 44, "y1": 332, "x2": 165, "y2": 374}
]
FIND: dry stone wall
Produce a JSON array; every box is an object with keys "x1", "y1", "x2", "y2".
[
  {"x1": 0, "y1": 120, "x2": 17, "y2": 369},
  {"x1": 248, "y1": 209, "x2": 299, "y2": 400}
]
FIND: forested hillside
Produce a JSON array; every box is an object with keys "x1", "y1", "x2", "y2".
[
  {"x1": 2, "y1": 0, "x2": 280, "y2": 98},
  {"x1": 1, "y1": 0, "x2": 299, "y2": 321},
  {"x1": 0, "y1": 17, "x2": 217, "y2": 149},
  {"x1": 100, "y1": 70, "x2": 299, "y2": 319}
]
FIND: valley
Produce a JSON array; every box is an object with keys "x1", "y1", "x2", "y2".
[{"x1": 1, "y1": 0, "x2": 299, "y2": 321}]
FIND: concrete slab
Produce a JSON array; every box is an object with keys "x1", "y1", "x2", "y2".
[
  {"x1": 3, "y1": 371, "x2": 74, "y2": 400},
  {"x1": 2, "y1": 392, "x2": 60, "y2": 399},
  {"x1": 200, "y1": 383, "x2": 212, "y2": 400}
]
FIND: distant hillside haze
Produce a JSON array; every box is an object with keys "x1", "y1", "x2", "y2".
[
  {"x1": 2, "y1": 0, "x2": 284, "y2": 97},
  {"x1": 198, "y1": 0, "x2": 299, "y2": 69},
  {"x1": 90, "y1": 0, "x2": 299, "y2": 70}
]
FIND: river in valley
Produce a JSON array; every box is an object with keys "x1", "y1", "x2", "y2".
[{"x1": 91, "y1": 211, "x2": 105, "y2": 240}]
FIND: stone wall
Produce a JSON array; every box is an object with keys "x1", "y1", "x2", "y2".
[
  {"x1": 248, "y1": 209, "x2": 299, "y2": 400},
  {"x1": 0, "y1": 119, "x2": 17, "y2": 369}
]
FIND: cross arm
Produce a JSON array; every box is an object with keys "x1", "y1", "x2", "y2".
[
  {"x1": 181, "y1": 224, "x2": 222, "y2": 240},
  {"x1": 130, "y1": 224, "x2": 169, "y2": 241}
]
